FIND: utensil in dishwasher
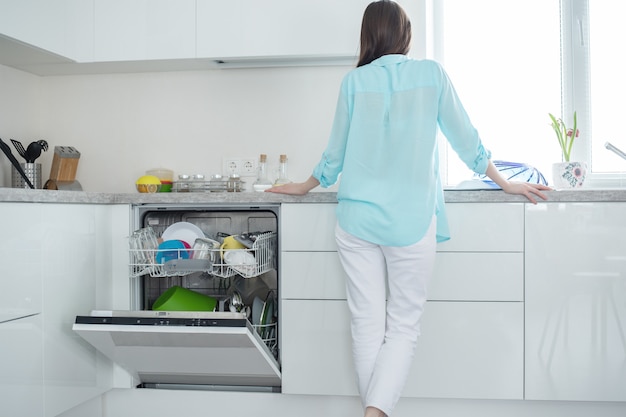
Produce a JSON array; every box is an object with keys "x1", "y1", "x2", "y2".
[{"x1": 0, "y1": 137, "x2": 35, "y2": 189}]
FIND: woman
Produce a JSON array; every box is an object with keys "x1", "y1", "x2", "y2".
[{"x1": 267, "y1": 1, "x2": 550, "y2": 416}]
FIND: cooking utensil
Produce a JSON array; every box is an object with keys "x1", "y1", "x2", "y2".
[
  {"x1": 25, "y1": 140, "x2": 48, "y2": 163},
  {"x1": 229, "y1": 291, "x2": 245, "y2": 313},
  {"x1": 10, "y1": 139, "x2": 27, "y2": 160},
  {"x1": 0, "y1": 138, "x2": 34, "y2": 189}
]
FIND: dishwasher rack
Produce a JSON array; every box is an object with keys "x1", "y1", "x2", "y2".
[{"x1": 130, "y1": 231, "x2": 277, "y2": 279}]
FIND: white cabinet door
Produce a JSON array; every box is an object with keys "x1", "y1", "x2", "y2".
[
  {"x1": 0, "y1": 314, "x2": 43, "y2": 417},
  {"x1": 281, "y1": 299, "x2": 356, "y2": 396},
  {"x1": 282, "y1": 251, "x2": 346, "y2": 300},
  {"x1": 525, "y1": 202, "x2": 626, "y2": 401},
  {"x1": 94, "y1": 0, "x2": 196, "y2": 62},
  {"x1": 0, "y1": 203, "x2": 45, "y2": 416},
  {"x1": 196, "y1": 0, "x2": 369, "y2": 60},
  {"x1": 281, "y1": 203, "x2": 337, "y2": 251},
  {"x1": 43, "y1": 204, "x2": 128, "y2": 416},
  {"x1": 429, "y1": 252, "x2": 523, "y2": 301},
  {"x1": 0, "y1": 0, "x2": 93, "y2": 61},
  {"x1": 0, "y1": 202, "x2": 128, "y2": 416},
  {"x1": 281, "y1": 299, "x2": 523, "y2": 399},
  {"x1": 438, "y1": 203, "x2": 524, "y2": 252},
  {"x1": 405, "y1": 301, "x2": 524, "y2": 399}
]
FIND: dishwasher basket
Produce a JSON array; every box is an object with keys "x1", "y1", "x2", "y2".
[{"x1": 130, "y1": 231, "x2": 276, "y2": 279}]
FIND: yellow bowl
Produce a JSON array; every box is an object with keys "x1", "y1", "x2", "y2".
[{"x1": 220, "y1": 235, "x2": 247, "y2": 258}]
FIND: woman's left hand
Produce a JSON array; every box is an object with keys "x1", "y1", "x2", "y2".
[{"x1": 500, "y1": 182, "x2": 552, "y2": 204}]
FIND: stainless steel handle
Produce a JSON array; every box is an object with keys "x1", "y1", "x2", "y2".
[{"x1": 605, "y1": 142, "x2": 626, "y2": 161}]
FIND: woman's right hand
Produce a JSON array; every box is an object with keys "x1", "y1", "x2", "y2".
[{"x1": 264, "y1": 176, "x2": 320, "y2": 195}]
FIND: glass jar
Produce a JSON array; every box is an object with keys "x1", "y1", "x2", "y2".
[
  {"x1": 274, "y1": 154, "x2": 292, "y2": 186},
  {"x1": 253, "y1": 154, "x2": 273, "y2": 192}
]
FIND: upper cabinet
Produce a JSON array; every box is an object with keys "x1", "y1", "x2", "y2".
[
  {"x1": 0, "y1": 0, "x2": 421, "y2": 73},
  {"x1": 0, "y1": 0, "x2": 93, "y2": 62},
  {"x1": 94, "y1": 0, "x2": 196, "y2": 62},
  {"x1": 196, "y1": 0, "x2": 369, "y2": 61}
]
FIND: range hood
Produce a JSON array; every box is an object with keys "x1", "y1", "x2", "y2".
[{"x1": 73, "y1": 310, "x2": 281, "y2": 390}]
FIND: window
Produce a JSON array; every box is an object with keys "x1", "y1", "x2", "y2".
[
  {"x1": 587, "y1": 1, "x2": 626, "y2": 176},
  {"x1": 427, "y1": 0, "x2": 626, "y2": 187}
]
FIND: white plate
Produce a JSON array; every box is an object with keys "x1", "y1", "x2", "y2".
[{"x1": 161, "y1": 222, "x2": 205, "y2": 247}]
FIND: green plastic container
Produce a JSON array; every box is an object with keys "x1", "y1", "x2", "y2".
[{"x1": 152, "y1": 286, "x2": 217, "y2": 312}]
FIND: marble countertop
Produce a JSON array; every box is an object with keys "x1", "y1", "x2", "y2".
[{"x1": 2, "y1": 187, "x2": 626, "y2": 204}]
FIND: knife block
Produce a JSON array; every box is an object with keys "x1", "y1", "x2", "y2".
[{"x1": 48, "y1": 146, "x2": 80, "y2": 182}]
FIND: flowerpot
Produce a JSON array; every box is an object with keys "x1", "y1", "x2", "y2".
[{"x1": 551, "y1": 161, "x2": 587, "y2": 189}]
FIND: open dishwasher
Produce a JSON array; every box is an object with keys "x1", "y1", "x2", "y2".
[{"x1": 73, "y1": 203, "x2": 281, "y2": 392}]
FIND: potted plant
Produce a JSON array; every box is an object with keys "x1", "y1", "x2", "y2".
[{"x1": 549, "y1": 111, "x2": 587, "y2": 188}]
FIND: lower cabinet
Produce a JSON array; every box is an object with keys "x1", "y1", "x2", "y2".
[
  {"x1": 280, "y1": 203, "x2": 525, "y2": 399},
  {"x1": 282, "y1": 299, "x2": 523, "y2": 399},
  {"x1": 0, "y1": 202, "x2": 129, "y2": 417},
  {"x1": 0, "y1": 314, "x2": 44, "y2": 417},
  {"x1": 525, "y1": 202, "x2": 626, "y2": 401}
]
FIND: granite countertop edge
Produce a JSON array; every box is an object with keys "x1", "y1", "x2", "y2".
[{"x1": 2, "y1": 188, "x2": 626, "y2": 204}]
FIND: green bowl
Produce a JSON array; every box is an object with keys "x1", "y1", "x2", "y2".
[{"x1": 152, "y1": 286, "x2": 217, "y2": 312}]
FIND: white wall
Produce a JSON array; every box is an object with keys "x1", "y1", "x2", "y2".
[
  {"x1": 0, "y1": 63, "x2": 349, "y2": 192},
  {"x1": 0, "y1": 65, "x2": 42, "y2": 187}
]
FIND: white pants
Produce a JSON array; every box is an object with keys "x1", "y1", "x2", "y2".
[{"x1": 335, "y1": 219, "x2": 436, "y2": 416}]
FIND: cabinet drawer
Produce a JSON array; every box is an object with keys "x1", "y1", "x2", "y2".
[
  {"x1": 438, "y1": 203, "x2": 524, "y2": 252},
  {"x1": 281, "y1": 252, "x2": 346, "y2": 300},
  {"x1": 430, "y1": 252, "x2": 523, "y2": 301},
  {"x1": 405, "y1": 301, "x2": 524, "y2": 399},
  {"x1": 281, "y1": 203, "x2": 337, "y2": 251},
  {"x1": 282, "y1": 203, "x2": 523, "y2": 252},
  {"x1": 281, "y1": 299, "x2": 523, "y2": 399},
  {"x1": 281, "y1": 299, "x2": 356, "y2": 396},
  {"x1": 282, "y1": 252, "x2": 522, "y2": 301}
]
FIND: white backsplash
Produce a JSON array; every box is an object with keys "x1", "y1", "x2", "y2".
[{"x1": 0, "y1": 63, "x2": 349, "y2": 193}]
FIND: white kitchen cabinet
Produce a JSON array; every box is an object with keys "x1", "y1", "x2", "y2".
[
  {"x1": 196, "y1": 0, "x2": 369, "y2": 61},
  {"x1": 0, "y1": 202, "x2": 129, "y2": 417},
  {"x1": 0, "y1": 0, "x2": 93, "y2": 62},
  {"x1": 0, "y1": 314, "x2": 44, "y2": 417},
  {"x1": 94, "y1": 0, "x2": 196, "y2": 62},
  {"x1": 525, "y1": 202, "x2": 626, "y2": 401},
  {"x1": 280, "y1": 203, "x2": 524, "y2": 399}
]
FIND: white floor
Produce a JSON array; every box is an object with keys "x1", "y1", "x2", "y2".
[{"x1": 59, "y1": 388, "x2": 626, "y2": 417}]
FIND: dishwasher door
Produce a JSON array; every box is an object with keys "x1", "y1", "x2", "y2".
[{"x1": 73, "y1": 310, "x2": 281, "y2": 390}]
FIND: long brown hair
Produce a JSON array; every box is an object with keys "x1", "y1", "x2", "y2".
[{"x1": 357, "y1": 1, "x2": 412, "y2": 67}]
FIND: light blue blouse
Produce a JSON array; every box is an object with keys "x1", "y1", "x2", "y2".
[{"x1": 312, "y1": 54, "x2": 491, "y2": 246}]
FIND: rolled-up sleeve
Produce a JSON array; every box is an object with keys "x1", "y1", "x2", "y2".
[
  {"x1": 312, "y1": 88, "x2": 351, "y2": 187},
  {"x1": 436, "y1": 65, "x2": 492, "y2": 175}
]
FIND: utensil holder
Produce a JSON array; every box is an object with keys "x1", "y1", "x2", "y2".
[{"x1": 12, "y1": 163, "x2": 41, "y2": 189}]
